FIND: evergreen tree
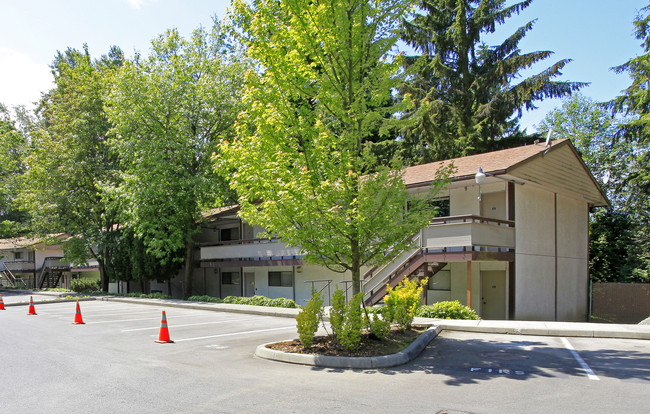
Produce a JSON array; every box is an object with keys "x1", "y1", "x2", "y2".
[{"x1": 399, "y1": 0, "x2": 586, "y2": 163}]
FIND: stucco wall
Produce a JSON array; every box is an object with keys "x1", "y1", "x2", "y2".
[
  {"x1": 515, "y1": 184, "x2": 556, "y2": 320},
  {"x1": 514, "y1": 185, "x2": 589, "y2": 321}
]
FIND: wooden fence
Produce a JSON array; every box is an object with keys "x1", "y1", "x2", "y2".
[{"x1": 591, "y1": 282, "x2": 650, "y2": 324}]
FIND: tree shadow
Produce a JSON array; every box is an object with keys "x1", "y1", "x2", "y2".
[{"x1": 310, "y1": 333, "x2": 650, "y2": 386}]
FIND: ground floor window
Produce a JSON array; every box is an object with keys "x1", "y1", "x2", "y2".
[
  {"x1": 268, "y1": 271, "x2": 292, "y2": 287},
  {"x1": 222, "y1": 271, "x2": 240, "y2": 285},
  {"x1": 428, "y1": 270, "x2": 451, "y2": 291}
]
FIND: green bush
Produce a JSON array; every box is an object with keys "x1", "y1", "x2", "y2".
[
  {"x1": 337, "y1": 293, "x2": 363, "y2": 352},
  {"x1": 363, "y1": 309, "x2": 391, "y2": 341},
  {"x1": 71, "y1": 278, "x2": 100, "y2": 293},
  {"x1": 221, "y1": 295, "x2": 298, "y2": 308},
  {"x1": 187, "y1": 295, "x2": 223, "y2": 303},
  {"x1": 383, "y1": 277, "x2": 428, "y2": 330},
  {"x1": 296, "y1": 290, "x2": 324, "y2": 348},
  {"x1": 416, "y1": 300, "x2": 481, "y2": 320},
  {"x1": 329, "y1": 288, "x2": 346, "y2": 339}
]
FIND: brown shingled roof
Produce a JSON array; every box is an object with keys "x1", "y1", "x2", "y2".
[{"x1": 403, "y1": 139, "x2": 571, "y2": 186}]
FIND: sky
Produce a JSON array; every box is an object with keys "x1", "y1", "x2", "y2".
[{"x1": 0, "y1": 0, "x2": 648, "y2": 132}]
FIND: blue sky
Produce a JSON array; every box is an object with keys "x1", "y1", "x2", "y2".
[{"x1": 0, "y1": 0, "x2": 647, "y2": 132}]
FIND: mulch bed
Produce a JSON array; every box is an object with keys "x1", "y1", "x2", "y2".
[{"x1": 266, "y1": 325, "x2": 428, "y2": 357}]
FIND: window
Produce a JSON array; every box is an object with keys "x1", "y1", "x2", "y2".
[
  {"x1": 222, "y1": 271, "x2": 240, "y2": 285},
  {"x1": 428, "y1": 270, "x2": 451, "y2": 291},
  {"x1": 220, "y1": 227, "x2": 240, "y2": 242},
  {"x1": 14, "y1": 252, "x2": 22, "y2": 260},
  {"x1": 268, "y1": 271, "x2": 292, "y2": 287}
]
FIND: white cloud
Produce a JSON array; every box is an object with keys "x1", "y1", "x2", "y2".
[
  {"x1": 126, "y1": 0, "x2": 159, "y2": 9},
  {"x1": 0, "y1": 48, "x2": 53, "y2": 110}
]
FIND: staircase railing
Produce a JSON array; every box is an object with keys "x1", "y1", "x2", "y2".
[
  {"x1": 37, "y1": 257, "x2": 70, "y2": 289},
  {"x1": 1, "y1": 267, "x2": 17, "y2": 287}
]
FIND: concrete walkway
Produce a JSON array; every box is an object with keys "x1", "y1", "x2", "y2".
[{"x1": 3, "y1": 290, "x2": 649, "y2": 340}]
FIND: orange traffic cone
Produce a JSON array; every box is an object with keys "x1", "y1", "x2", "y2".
[
  {"x1": 27, "y1": 296, "x2": 37, "y2": 315},
  {"x1": 72, "y1": 300, "x2": 85, "y2": 324},
  {"x1": 0, "y1": 294, "x2": 5, "y2": 310},
  {"x1": 155, "y1": 311, "x2": 174, "y2": 343}
]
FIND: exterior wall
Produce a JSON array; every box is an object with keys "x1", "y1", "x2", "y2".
[
  {"x1": 515, "y1": 184, "x2": 556, "y2": 320},
  {"x1": 556, "y1": 194, "x2": 589, "y2": 321},
  {"x1": 514, "y1": 185, "x2": 589, "y2": 321},
  {"x1": 449, "y1": 182, "x2": 504, "y2": 216}
]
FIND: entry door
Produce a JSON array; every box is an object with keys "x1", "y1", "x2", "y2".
[
  {"x1": 481, "y1": 271, "x2": 506, "y2": 320},
  {"x1": 244, "y1": 272, "x2": 256, "y2": 297}
]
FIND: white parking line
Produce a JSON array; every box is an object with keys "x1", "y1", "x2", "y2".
[
  {"x1": 174, "y1": 326, "x2": 296, "y2": 342},
  {"x1": 561, "y1": 337, "x2": 600, "y2": 381},
  {"x1": 121, "y1": 317, "x2": 266, "y2": 332},
  {"x1": 87, "y1": 312, "x2": 208, "y2": 324}
]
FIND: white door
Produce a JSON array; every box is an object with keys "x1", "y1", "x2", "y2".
[
  {"x1": 244, "y1": 272, "x2": 256, "y2": 297},
  {"x1": 481, "y1": 271, "x2": 506, "y2": 320}
]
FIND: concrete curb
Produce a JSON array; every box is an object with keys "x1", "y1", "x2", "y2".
[
  {"x1": 255, "y1": 326, "x2": 441, "y2": 369},
  {"x1": 4, "y1": 297, "x2": 96, "y2": 307}
]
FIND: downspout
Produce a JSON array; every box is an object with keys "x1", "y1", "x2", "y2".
[{"x1": 554, "y1": 193, "x2": 558, "y2": 321}]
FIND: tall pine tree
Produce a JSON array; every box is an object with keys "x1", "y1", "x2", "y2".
[{"x1": 399, "y1": 0, "x2": 586, "y2": 163}]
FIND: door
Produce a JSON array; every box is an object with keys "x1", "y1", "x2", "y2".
[
  {"x1": 244, "y1": 272, "x2": 256, "y2": 297},
  {"x1": 481, "y1": 271, "x2": 506, "y2": 320}
]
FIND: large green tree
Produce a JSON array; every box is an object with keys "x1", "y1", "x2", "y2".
[
  {"x1": 399, "y1": 0, "x2": 586, "y2": 163},
  {"x1": 0, "y1": 104, "x2": 30, "y2": 238},
  {"x1": 604, "y1": 4, "x2": 650, "y2": 282},
  {"x1": 223, "y1": 0, "x2": 451, "y2": 296},
  {"x1": 105, "y1": 22, "x2": 244, "y2": 298},
  {"x1": 537, "y1": 94, "x2": 648, "y2": 282},
  {"x1": 20, "y1": 46, "x2": 124, "y2": 290}
]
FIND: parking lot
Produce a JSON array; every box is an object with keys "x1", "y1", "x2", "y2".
[{"x1": 1, "y1": 297, "x2": 648, "y2": 413}]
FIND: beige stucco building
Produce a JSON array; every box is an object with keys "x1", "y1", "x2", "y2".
[{"x1": 189, "y1": 139, "x2": 607, "y2": 321}]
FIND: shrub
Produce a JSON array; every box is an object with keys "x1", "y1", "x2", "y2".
[
  {"x1": 329, "y1": 288, "x2": 346, "y2": 339},
  {"x1": 383, "y1": 277, "x2": 427, "y2": 330},
  {"x1": 296, "y1": 290, "x2": 324, "y2": 348},
  {"x1": 363, "y1": 309, "x2": 391, "y2": 341},
  {"x1": 221, "y1": 295, "x2": 298, "y2": 308},
  {"x1": 71, "y1": 278, "x2": 100, "y2": 293},
  {"x1": 187, "y1": 295, "x2": 223, "y2": 303},
  {"x1": 416, "y1": 300, "x2": 481, "y2": 320},
  {"x1": 338, "y1": 293, "x2": 363, "y2": 352}
]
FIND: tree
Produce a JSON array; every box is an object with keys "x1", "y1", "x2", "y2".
[
  {"x1": 603, "y1": 4, "x2": 650, "y2": 282},
  {"x1": 399, "y1": 0, "x2": 586, "y2": 163},
  {"x1": 20, "y1": 46, "x2": 124, "y2": 290},
  {"x1": 223, "y1": 0, "x2": 451, "y2": 296},
  {"x1": 105, "y1": 22, "x2": 244, "y2": 298},
  {"x1": 0, "y1": 103, "x2": 30, "y2": 238}
]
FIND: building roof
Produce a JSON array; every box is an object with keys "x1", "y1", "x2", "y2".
[
  {"x1": 0, "y1": 234, "x2": 68, "y2": 251},
  {"x1": 403, "y1": 139, "x2": 609, "y2": 207}
]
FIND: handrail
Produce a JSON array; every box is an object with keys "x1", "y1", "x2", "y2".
[
  {"x1": 1, "y1": 268, "x2": 17, "y2": 286},
  {"x1": 429, "y1": 214, "x2": 514, "y2": 227},
  {"x1": 200, "y1": 237, "x2": 282, "y2": 247},
  {"x1": 304, "y1": 279, "x2": 332, "y2": 306},
  {"x1": 362, "y1": 232, "x2": 422, "y2": 282}
]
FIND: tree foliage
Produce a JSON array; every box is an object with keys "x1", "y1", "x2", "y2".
[
  {"x1": 223, "y1": 0, "x2": 451, "y2": 296},
  {"x1": 399, "y1": 0, "x2": 586, "y2": 163},
  {"x1": 0, "y1": 104, "x2": 30, "y2": 237},
  {"x1": 105, "y1": 22, "x2": 245, "y2": 298},
  {"x1": 19, "y1": 45, "x2": 124, "y2": 290}
]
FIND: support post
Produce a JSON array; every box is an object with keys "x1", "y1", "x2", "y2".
[{"x1": 467, "y1": 261, "x2": 472, "y2": 308}]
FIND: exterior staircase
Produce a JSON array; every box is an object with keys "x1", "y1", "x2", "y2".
[
  {"x1": 362, "y1": 247, "x2": 447, "y2": 306},
  {"x1": 0, "y1": 267, "x2": 18, "y2": 287},
  {"x1": 38, "y1": 257, "x2": 70, "y2": 289}
]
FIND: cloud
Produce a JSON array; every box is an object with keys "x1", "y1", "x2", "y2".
[
  {"x1": 126, "y1": 0, "x2": 159, "y2": 9},
  {"x1": 0, "y1": 48, "x2": 53, "y2": 109}
]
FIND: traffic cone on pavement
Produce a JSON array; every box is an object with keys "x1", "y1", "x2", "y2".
[
  {"x1": 27, "y1": 296, "x2": 37, "y2": 315},
  {"x1": 155, "y1": 311, "x2": 174, "y2": 343},
  {"x1": 72, "y1": 300, "x2": 85, "y2": 324},
  {"x1": 0, "y1": 294, "x2": 5, "y2": 310}
]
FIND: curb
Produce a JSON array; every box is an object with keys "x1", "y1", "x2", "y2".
[
  {"x1": 255, "y1": 326, "x2": 441, "y2": 369},
  {"x1": 4, "y1": 297, "x2": 96, "y2": 307}
]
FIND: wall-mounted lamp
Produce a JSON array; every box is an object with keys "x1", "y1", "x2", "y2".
[{"x1": 475, "y1": 167, "x2": 486, "y2": 184}]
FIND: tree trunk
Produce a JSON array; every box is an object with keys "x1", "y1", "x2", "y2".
[
  {"x1": 351, "y1": 236, "x2": 361, "y2": 296},
  {"x1": 182, "y1": 234, "x2": 193, "y2": 299}
]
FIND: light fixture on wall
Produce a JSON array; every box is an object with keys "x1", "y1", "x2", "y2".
[{"x1": 475, "y1": 167, "x2": 486, "y2": 201}]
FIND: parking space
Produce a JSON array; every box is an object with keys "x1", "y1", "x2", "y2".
[{"x1": 1, "y1": 300, "x2": 648, "y2": 413}]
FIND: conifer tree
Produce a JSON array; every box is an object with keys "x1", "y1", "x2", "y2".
[{"x1": 399, "y1": 0, "x2": 586, "y2": 163}]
